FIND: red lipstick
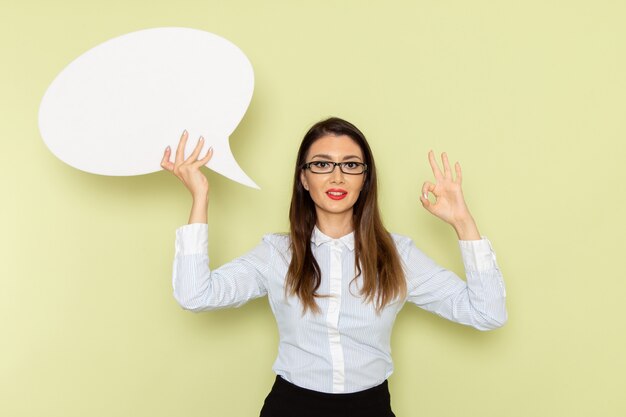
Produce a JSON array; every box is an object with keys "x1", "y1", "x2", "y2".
[{"x1": 326, "y1": 188, "x2": 348, "y2": 200}]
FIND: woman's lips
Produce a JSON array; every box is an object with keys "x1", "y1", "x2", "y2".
[{"x1": 326, "y1": 189, "x2": 347, "y2": 200}]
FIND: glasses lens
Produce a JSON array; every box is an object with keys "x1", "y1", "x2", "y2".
[
  {"x1": 341, "y1": 162, "x2": 365, "y2": 174},
  {"x1": 309, "y1": 162, "x2": 333, "y2": 173}
]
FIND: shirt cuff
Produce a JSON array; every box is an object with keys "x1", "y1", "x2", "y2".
[
  {"x1": 458, "y1": 237, "x2": 498, "y2": 272},
  {"x1": 175, "y1": 223, "x2": 209, "y2": 256}
]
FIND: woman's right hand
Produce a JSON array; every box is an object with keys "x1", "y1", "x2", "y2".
[{"x1": 161, "y1": 130, "x2": 214, "y2": 200}]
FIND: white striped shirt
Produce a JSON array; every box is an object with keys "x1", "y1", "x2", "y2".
[{"x1": 172, "y1": 223, "x2": 507, "y2": 393}]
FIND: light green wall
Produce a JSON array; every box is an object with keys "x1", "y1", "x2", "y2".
[{"x1": 2, "y1": 1, "x2": 625, "y2": 416}]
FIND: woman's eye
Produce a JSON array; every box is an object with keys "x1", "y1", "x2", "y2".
[
  {"x1": 344, "y1": 162, "x2": 358, "y2": 170},
  {"x1": 314, "y1": 162, "x2": 330, "y2": 168}
]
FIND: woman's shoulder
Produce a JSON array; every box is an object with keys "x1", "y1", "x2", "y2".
[
  {"x1": 260, "y1": 232, "x2": 291, "y2": 250},
  {"x1": 388, "y1": 231, "x2": 414, "y2": 247},
  {"x1": 387, "y1": 231, "x2": 427, "y2": 259}
]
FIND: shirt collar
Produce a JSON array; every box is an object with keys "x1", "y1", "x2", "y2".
[{"x1": 311, "y1": 226, "x2": 355, "y2": 251}]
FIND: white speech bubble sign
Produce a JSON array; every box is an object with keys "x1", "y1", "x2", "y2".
[{"x1": 38, "y1": 27, "x2": 258, "y2": 189}]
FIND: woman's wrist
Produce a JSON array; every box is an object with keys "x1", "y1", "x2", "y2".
[
  {"x1": 191, "y1": 190, "x2": 209, "y2": 202},
  {"x1": 451, "y1": 215, "x2": 481, "y2": 241}
]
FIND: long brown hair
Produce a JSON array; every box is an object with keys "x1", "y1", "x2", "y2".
[{"x1": 287, "y1": 117, "x2": 406, "y2": 314}]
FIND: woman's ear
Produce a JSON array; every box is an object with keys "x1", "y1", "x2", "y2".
[{"x1": 300, "y1": 171, "x2": 309, "y2": 191}]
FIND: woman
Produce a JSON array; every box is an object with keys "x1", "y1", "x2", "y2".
[{"x1": 161, "y1": 117, "x2": 507, "y2": 417}]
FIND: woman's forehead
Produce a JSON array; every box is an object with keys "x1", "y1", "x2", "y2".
[{"x1": 306, "y1": 134, "x2": 363, "y2": 159}]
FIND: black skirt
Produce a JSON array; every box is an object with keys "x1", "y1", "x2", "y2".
[{"x1": 259, "y1": 375, "x2": 396, "y2": 417}]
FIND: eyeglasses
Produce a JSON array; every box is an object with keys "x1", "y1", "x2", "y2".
[{"x1": 301, "y1": 160, "x2": 368, "y2": 175}]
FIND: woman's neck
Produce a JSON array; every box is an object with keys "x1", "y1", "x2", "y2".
[{"x1": 315, "y1": 212, "x2": 354, "y2": 239}]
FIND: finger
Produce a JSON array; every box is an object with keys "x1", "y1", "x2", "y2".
[
  {"x1": 160, "y1": 146, "x2": 174, "y2": 171},
  {"x1": 192, "y1": 146, "x2": 214, "y2": 168},
  {"x1": 420, "y1": 187, "x2": 435, "y2": 212},
  {"x1": 428, "y1": 150, "x2": 444, "y2": 180},
  {"x1": 454, "y1": 161, "x2": 462, "y2": 184},
  {"x1": 175, "y1": 130, "x2": 188, "y2": 164},
  {"x1": 421, "y1": 181, "x2": 435, "y2": 199},
  {"x1": 441, "y1": 152, "x2": 452, "y2": 178},
  {"x1": 421, "y1": 181, "x2": 436, "y2": 209},
  {"x1": 185, "y1": 136, "x2": 205, "y2": 164},
  {"x1": 420, "y1": 194, "x2": 431, "y2": 210}
]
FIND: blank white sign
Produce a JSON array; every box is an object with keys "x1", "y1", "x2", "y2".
[{"x1": 39, "y1": 27, "x2": 258, "y2": 189}]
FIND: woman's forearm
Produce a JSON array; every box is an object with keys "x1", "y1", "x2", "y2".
[{"x1": 188, "y1": 193, "x2": 209, "y2": 224}]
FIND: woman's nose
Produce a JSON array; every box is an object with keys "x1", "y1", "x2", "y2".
[{"x1": 329, "y1": 165, "x2": 345, "y2": 183}]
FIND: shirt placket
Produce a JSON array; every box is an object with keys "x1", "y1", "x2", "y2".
[{"x1": 326, "y1": 240, "x2": 345, "y2": 393}]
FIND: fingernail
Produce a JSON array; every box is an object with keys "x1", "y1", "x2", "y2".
[
  {"x1": 200, "y1": 136, "x2": 204, "y2": 141},
  {"x1": 183, "y1": 129, "x2": 187, "y2": 135},
  {"x1": 423, "y1": 193, "x2": 428, "y2": 199},
  {"x1": 166, "y1": 146, "x2": 170, "y2": 151}
]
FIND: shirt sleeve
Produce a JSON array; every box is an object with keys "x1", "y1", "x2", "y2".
[
  {"x1": 402, "y1": 237, "x2": 507, "y2": 331},
  {"x1": 172, "y1": 223, "x2": 270, "y2": 312}
]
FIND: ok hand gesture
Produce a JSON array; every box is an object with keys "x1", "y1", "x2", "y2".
[{"x1": 420, "y1": 151, "x2": 480, "y2": 240}]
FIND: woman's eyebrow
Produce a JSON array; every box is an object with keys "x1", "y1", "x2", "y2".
[{"x1": 310, "y1": 154, "x2": 363, "y2": 161}]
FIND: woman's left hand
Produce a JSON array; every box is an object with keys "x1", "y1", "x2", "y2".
[{"x1": 420, "y1": 151, "x2": 481, "y2": 240}]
